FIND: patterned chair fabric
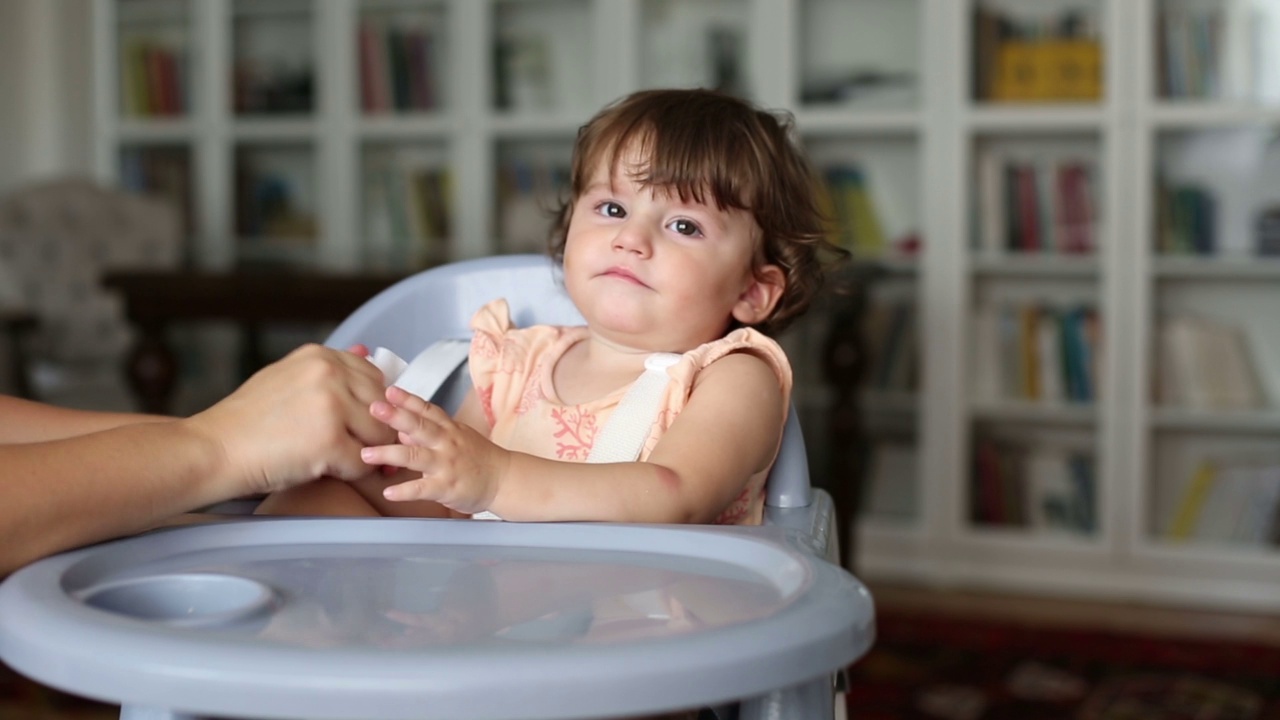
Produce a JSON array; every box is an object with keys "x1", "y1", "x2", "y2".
[{"x1": 0, "y1": 178, "x2": 180, "y2": 405}]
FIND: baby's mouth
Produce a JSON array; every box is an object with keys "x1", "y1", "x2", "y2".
[{"x1": 602, "y1": 267, "x2": 649, "y2": 287}]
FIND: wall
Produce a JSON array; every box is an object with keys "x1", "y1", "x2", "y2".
[{"x1": 0, "y1": 0, "x2": 94, "y2": 196}]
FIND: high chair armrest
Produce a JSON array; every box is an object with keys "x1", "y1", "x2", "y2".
[
  {"x1": 763, "y1": 488, "x2": 839, "y2": 566},
  {"x1": 765, "y1": 408, "x2": 811, "y2": 509}
]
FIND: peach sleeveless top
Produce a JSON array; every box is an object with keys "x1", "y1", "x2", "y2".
[{"x1": 467, "y1": 299, "x2": 793, "y2": 525}]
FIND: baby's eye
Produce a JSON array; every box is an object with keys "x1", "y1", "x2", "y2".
[
  {"x1": 668, "y1": 218, "x2": 704, "y2": 237},
  {"x1": 595, "y1": 201, "x2": 626, "y2": 219}
]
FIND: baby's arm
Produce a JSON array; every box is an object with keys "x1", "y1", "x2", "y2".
[{"x1": 365, "y1": 352, "x2": 785, "y2": 524}]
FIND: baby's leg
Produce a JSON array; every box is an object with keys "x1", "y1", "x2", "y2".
[
  {"x1": 255, "y1": 472, "x2": 456, "y2": 519},
  {"x1": 346, "y1": 470, "x2": 457, "y2": 518},
  {"x1": 254, "y1": 478, "x2": 382, "y2": 517}
]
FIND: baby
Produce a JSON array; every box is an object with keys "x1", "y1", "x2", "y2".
[{"x1": 257, "y1": 88, "x2": 840, "y2": 527}]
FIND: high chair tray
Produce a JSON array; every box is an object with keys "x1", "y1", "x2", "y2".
[{"x1": 0, "y1": 517, "x2": 873, "y2": 720}]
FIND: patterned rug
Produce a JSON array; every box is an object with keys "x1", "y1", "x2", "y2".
[
  {"x1": 0, "y1": 663, "x2": 116, "y2": 720},
  {"x1": 846, "y1": 611, "x2": 1280, "y2": 720},
  {"x1": 7, "y1": 610, "x2": 1280, "y2": 719}
]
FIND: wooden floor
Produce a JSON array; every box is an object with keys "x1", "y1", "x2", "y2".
[{"x1": 868, "y1": 580, "x2": 1280, "y2": 647}]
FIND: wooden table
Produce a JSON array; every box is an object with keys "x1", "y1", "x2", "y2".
[
  {"x1": 0, "y1": 307, "x2": 38, "y2": 399},
  {"x1": 104, "y1": 270, "x2": 404, "y2": 414}
]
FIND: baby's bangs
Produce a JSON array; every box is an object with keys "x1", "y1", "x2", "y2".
[
  {"x1": 624, "y1": 124, "x2": 759, "y2": 213},
  {"x1": 580, "y1": 105, "x2": 762, "y2": 213}
]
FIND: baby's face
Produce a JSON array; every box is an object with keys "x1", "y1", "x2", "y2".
[{"x1": 561, "y1": 154, "x2": 778, "y2": 353}]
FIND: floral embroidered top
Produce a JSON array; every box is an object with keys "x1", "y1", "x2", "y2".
[{"x1": 467, "y1": 299, "x2": 794, "y2": 526}]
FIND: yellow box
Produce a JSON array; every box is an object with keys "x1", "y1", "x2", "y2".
[{"x1": 991, "y1": 40, "x2": 1102, "y2": 102}]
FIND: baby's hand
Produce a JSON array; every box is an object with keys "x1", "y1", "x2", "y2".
[{"x1": 361, "y1": 386, "x2": 510, "y2": 514}]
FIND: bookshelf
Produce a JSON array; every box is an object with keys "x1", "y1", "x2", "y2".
[
  {"x1": 1131, "y1": 0, "x2": 1280, "y2": 607},
  {"x1": 90, "y1": 0, "x2": 1280, "y2": 609},
  {"x1": 854, "y1": 0, "x2": 1280, "y2": 612}
]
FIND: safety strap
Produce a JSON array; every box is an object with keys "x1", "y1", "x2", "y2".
[
  {"x1": 369, "y1": 341, "x2": 471, "y2": 401},
  {"x1": 370, "y1": 343, "x2": 679, "y2": 521},
  {"x1": 585, "y1": 352, "x2": 680, "y2": 463}
]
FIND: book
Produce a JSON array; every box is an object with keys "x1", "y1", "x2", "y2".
[
  {"x1": 975, "y1": 146, "x2": 1007, "y2": 254},
  {"x1": 1026, "y1": 448, "x2": 1074, "y2": 530},
  {"x1": 1019, "y1": 305, "x2": 1042, "y2": 399},
  {"x1": 979, "y1": 300, "x2": 1099, "y2": 404},
  {"x1": 998, "y1": 304, "x2": 1021, "y2": 399},
  {"x1": 1167, "y1": 459, "x2": 1218, "y2": 539},
  {"x1": 874, "y1": 300, "x2": 915, "y2": 391},
  {"x1": 971, "y1": 437, "x2": 1095, "y2": 533},
  {"x1": 1229, "y1": 463, "x2": 1280, "y2": 543},
  {"x1": 1246, "y1": 464, "x2": 1280, "y2": 543},
  {"x1": 972, "y1": 303, "x2": 1003, "y2": 401},
  {"x1": 823, "y1": 165, "x2": 887, "y2": 258},
  {"x1": 971, "y1": 3, "x2": 1005, "y2": 100},
  {"x1": 1167, "y1": 458, "x2": 1280, "y2": 545},
  {"x1": 357, "y1": 21, "x2": 383, "y2": 112},
  {"x1": 1158, "y1": 315, "x2": 1265, "y2": 410},
  {"x1": 972, "y1": 437, "x2": 1009, "y2": 525},
  {"x1": 1037, "y1": 306, "x2": 1065, "y2": 404},
  {"x1": 974, "y1": 150, "x2": 1098, "y2": 255},
  {"x1": 1197, "y1": 463, "x2": 1257, "y2": 543}
]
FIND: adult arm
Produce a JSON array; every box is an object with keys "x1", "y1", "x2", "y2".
[
  {"x1": 0, "y1": 344, "x2": 393, "y2": 574},
  {"x1": 0, "y1": 396, "x2": 169, "y2": 444}
]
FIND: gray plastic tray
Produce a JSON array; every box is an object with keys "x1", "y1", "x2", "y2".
[{"x1": 0, "y1": 517, "x2": 873, "y2": 719}]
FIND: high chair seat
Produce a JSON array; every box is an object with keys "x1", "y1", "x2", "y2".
[{"x1": 0, "y1": 254, "x2": 875, "y2": 720}]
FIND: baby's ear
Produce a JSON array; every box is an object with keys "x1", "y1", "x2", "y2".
[{"x1": 732, "y1": 264, "x2": 785, "y2": 326}]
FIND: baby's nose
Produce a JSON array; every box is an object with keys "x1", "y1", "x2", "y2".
[{"x1": 612, "y1": 222, "x2": 653, "y2": 255}]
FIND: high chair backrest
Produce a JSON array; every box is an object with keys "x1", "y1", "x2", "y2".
[{"x1": 325, "y1": 254, "x2": 812, "y2": 510}]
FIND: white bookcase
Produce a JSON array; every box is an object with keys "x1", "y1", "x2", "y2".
[{"x1": 92, "y1": 0, "x2": 1280, "y2": 610}]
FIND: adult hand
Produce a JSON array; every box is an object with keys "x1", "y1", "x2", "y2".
[{"x1": 182, "y1": 344, "x2": 394, "y2": 496}]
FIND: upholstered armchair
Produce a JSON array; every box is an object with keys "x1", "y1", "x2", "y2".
[{"x1": 0, "y1": 178, "x2": 180, "y2": 409}]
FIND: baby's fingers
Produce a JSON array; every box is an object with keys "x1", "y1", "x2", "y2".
[
  {"x1": 381, "y1": 475, "x2": 446, "y2": 503},
  {"x1": 386, "y1": 386, "x2": 455, "y2": 421},
  {"x1": 370, "y1": 399, "x2": 439, "y2": 442},
  {"x1": 385, "y1": 385, "x2": 428, "y2": 411},
  {"x1": 361, "y1": 443, "x2": 430, "y2": 475}
]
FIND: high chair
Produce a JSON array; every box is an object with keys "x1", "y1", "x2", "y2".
[
  {"x1": 324, "y1": 254, "x2": 824, "y2": 532},
  {"x1": 0, "y1": 255, "x2": 875, "y2": 720}
]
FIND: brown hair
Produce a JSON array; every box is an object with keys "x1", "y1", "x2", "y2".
[{"x1": 548, "y1": 88, "x2": 845, "y2": 336}]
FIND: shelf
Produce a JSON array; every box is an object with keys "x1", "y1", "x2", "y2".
[
  {"x1": 961, "y1": 525, "x2": 1102, "y2": 552},
  {"x1": 971, "y1": 254, "x2": 1099, "y2": 277},
  {"x1": 971, "y1": 400, "x2": 1098, "y2": 426},
  {"x1": 1153, "y1": 256, "x2": 1280, "y2": 281},
  {"x1": 117, "y1": 120, "x2": 195, "y2": 142},
  {"x1": 358, "y1": 115, "x2": 454, "y2": 140},
  {"x1": 1148, "y1": 102, "x2": 1280, "y2": 129},
  {"x1": 859, "y1": 517, "x2": 922, "y2": 537},
  {"x1": 117, "y1": 0, "x2": 189, "y2": 25},
  {"x1": 1150, "y1": 407, "x2": 1280, "y2": 433},
  {"x1": 966, "y1": 105, "x2": 1107, "y2": 132},
  {"x1": 489, "y1": 114, "x2": 584, "y2": 138},
  {"x1": 230, "y1": 120, "x2": 318, "y2": 140},
  {"x1": 794, "y1": 109, "x2": 922, "y2": 136},
  {"x1": 1140, "y1": 539, "x2": 1280, "y2": 566},
  {"x1": 230, "y1": 0, "x2": 311, "y2": 21}
]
